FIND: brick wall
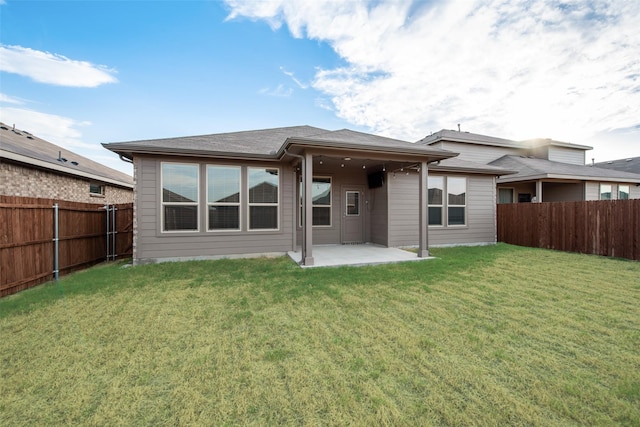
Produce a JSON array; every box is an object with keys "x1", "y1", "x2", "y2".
[{"x1": 0, "y1": 161, "x2": 133, "y2": 204}]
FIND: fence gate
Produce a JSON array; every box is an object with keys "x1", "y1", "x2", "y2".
[{"x1": 105, "y1": 204, "x2": 117, "y2": 261}]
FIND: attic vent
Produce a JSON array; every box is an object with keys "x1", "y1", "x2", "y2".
[
  {"x1": 71, "y1": 161, "x2": 79, "y2": 166},
  {"x1": 607, "y1": 161, "x2": 613, "y2": 164},
  {"x1": 13, "y1": 131, "x2": 22, "y2": 136},
  {"x1": 26, "y1": 136, "x2": 34, "y2": 140},
  {"x1": 0, "y1": 126, "x2": 8, "y2": 131},
  {"x1": 626, "y1": 158, "x2": 633, "y2": 162}
]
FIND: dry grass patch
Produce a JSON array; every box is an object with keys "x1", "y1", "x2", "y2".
[{"x1": 1, "y1": 244, "x2": 639, "y2": 426}]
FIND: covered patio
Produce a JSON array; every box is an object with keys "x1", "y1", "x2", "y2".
[{"x1": 287, "y1": 243, "x2": 433, "y2": 268}]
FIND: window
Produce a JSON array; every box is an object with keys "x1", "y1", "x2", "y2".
[
  {"x1": 618, "y1": 184, "x2": 630, "y2": 200},
  {"x1": 600, "y1": 183, "x2": 612, "y2": 200},
  {"x1": 300, "y1": 177, "x2": 332, "y2": 226},
  {"x1": 346, "y1": 191, "x2": 360, "y2": 216},
  {"x1": 448, "y1": 177, "x2": 466, "y2": 226},
  {"x1": 207, "y1": 166, "x2": 240, "y2": 230},
  {"x1": 498, "y1": 188, "x2": 514, "y2": 204},
  {"x1": 248, "y1": 167, "x2": 279, "y2": 230},
  {"x1": 428, "y1": 176, "x2": 444, "y2": 226},
  {"x1": 162, "y1": 163, "x2": 199, "y2": 232},
  {"x1": 89, "y1": 183, "x2": 105, "y2": 196}
]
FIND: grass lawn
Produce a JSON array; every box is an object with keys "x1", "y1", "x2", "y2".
[{"x1": 1, "y1": 244, "x2": 639, "y2": 426}]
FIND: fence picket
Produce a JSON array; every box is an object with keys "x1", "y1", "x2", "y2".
[
  {"x1": 0, "y1": 196, "x2": 133, "y2": 297},
  {"x1": 498, "y1": 199, "x2": 640, "y2": 261}
]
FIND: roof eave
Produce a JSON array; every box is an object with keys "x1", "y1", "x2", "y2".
[
  {"x1": 102, "y1": 144, "x2": 279, "y2": 162},
  {"x1": 1, "y1": 149, "x2": 133, "y2": 189},
  {"x1": 497, "y1": 172, "x2": 640, "y2": 184}
]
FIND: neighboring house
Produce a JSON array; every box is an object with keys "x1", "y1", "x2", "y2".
[
  {"x1": 1, "y1": 122, "x2": 133, "y2": 204},
  {"x1": 104, "y1": 126, "x2": 512, "y2": 266},
  {"x1": 593, "y1": 156, "x2": 640, "y2": 175},
  {"x1": 418, "y1": 130, "x2": 640, "y2": 202}
]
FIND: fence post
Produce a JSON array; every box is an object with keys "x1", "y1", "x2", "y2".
[
  {"x1": 105, "y1": 204, "x2": 110, "y2": 261},
  {"x1": 112, "y1": 205, "x2": 117, "y2": 260},
  {"x1": 53, "y1": 203, "x2": 59, "y2": 281}
]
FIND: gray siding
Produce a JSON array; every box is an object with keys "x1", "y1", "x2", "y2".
[
  {"x1": 135, "y1": 155, "x2": 295, "y2": 263},
  {"x1": 542, "y1": 182, "x2": 585, "y2": 202},
  {"x1": 369, "y1": 183, "x2": 388, "y2": 245},
  {"x1": 387, "y1": 173, "x2": 497, "y2": 247},
  {"x1": 585, "y1": 182, "x2": 600, "y2": 200},
  {"x1": 548, "y1": 146, "x2": 585, "y2": 165},
  {"x1": 437, "y1": 141, "x2": 521, "y2": 163},
  {"x1": 295, "y1": 165, "x2": 370, "y2": 246}
]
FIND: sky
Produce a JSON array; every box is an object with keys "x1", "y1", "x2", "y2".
[{"x1": 1, "y1": 0, "x2": 639, "y2": 177}]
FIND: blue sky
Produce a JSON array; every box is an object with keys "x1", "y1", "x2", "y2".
[{"x1": 1, "y1": 0, "x2": 639, "y2": 176}]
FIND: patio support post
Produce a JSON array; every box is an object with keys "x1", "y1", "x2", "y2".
[
  {"x1": 536, "y1": 180, "x2": 543, "y2": 203},
  {"x1": 418, "y1": 161, "x2": 429, "y2": 257},
  {"x1": 303, "y1": 151, "x2": 314, "y2": 265}
]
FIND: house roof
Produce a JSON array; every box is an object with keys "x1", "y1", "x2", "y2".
[
  {"x1": 1, "y1": 122, "x2": 133, "y2": 188},
  {"x1": 419, "y1": 129, "x2": 592, "y2": 151},
  {"x1": 431, "y1": 157, "x2": 517, "y2": 176},
  {"x1": 593, "y1": 156, "x2": 640, "y2": 175},
  {"x1": 104, "y1": 126, "x2": 459, "y2": 163},
  {"x1": 490, "y1": 155, "x2": 640, "y2": 183}
]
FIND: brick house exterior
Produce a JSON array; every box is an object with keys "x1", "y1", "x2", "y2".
[{"x1": 1, "y1": 123, "x2": 133, "y2": 204}]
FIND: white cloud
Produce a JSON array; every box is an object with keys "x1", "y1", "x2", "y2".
[
  {"x1": 0, "y1": 107, "x2": 98, "y2": 151},
  {"x1": 0, "y1": 93, "x2": 25, "y2": 105},
  {"x1": 280, "y1": 66, "x2": 308, "y2": 89},
  {"x1": 0, "y1": 45, "x2": 117, "y2": 87},
  {"x1": 259, "y1": 84, "x2": 294, "y2": 97},
  {"x1": 225, "y1": 0, "x2": 640, "y2": 147}
]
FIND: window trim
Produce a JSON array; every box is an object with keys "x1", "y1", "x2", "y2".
[
  {"x1": 247, "y1": 166, "x2": 280, "y2": 231},
  {"x1": 618, "y1": 184, "x2": 630, "y2": 200},
  {"x1": 345, "y1": 190, "x2": 361, "y2": 216},
  {"x1": 299, "y1": 176, "x2": 333, "y2": 227},
  {"x1": 206, "y1": 164, "x2": 241, "y2": 232},
  {"x1": 447, "y1": 176, "x2": 467, "y2": 227},
  {"x1": 89, "y1": 183, "x2": 105, "y2": 196},
  {"x1": 160, "y1": 162, "x2": 200, "y2": 233},
  {"x1": 428, "y1": 175, "x2": 444, "y2": 227},
  {"x1": 599, "y1": 183, "x2": 612, "y2": 200}
]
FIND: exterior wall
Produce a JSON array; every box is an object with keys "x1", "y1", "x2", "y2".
[
  {"x1": 434, "y1": 141, "x2": 521, "y2": 163},
  {"x1": 387, "y1": 172, "x2": 497, "y2": 247},
  {"x1": 547, "y1": 146, "x2": 585, "y2": 165},
  {"x1": 542, "y1": 182, "x2": 585, "y2": 202},
  {"x1": 295, "y1": 165, "x2": 371, "y2": 246},
  {"x1": 135, "y1": 155, "x2": 296, "y2": 264},
  {"x1": 369, "y1": 182, "x2": 388, "y2": 246},
  {"x1": 585, "y1": 182, "x2": 599, "y2": 200},
  {"x1": 586, "y1": 181, "x2": 640, "y2": 200},
  {"x1": 0, "y1": 160, "x2": 132, "y2": 204}
]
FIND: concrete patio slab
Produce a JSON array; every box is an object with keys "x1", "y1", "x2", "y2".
[{"x1": 287, "y1": 243, "x2": 433, "y2": 268}]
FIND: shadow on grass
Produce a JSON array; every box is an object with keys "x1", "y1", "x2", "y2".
[{"x1": 0, "y1": 244, "x2": 525, "y2": 319}]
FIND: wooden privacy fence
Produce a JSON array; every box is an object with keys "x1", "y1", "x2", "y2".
[
  {"x1": 0, "y1": 196, "x2": 133, "y2": 297},
  {"x1": 498, "y1": 199, "x2": 640, "y2": 261}
]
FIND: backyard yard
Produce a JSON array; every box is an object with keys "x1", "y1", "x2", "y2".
[{"x1": 1, "y1": 244, "x2": 639, "y2": 426}]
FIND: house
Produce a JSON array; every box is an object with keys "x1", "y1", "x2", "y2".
[
  {"x1": 418, "y1": 130, "x2": 640, "y2": 202},
  {"x1": 1, "y1": 122, "x2": 133, "y2": 204},
  {"x1": 593, "y1": 156, "x2": 640, "y2": 175},
  {"x1": 103, "y1": 126, "x2": 512, "y2": 266}
]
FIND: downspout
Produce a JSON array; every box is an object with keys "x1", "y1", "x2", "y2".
[{"x1": 283, "y1": 149, "x2": 306, "y2": 264}]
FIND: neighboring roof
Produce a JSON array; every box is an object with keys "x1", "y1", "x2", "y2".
[
  {"x1": 1, "y1": 122, "x2": 133, "y2": 188},
  {"x1": 104, "y1": 126, "x2": 458, "y2": 163},
  {"x1": 430, "y1": 157, "x2": 517, "y2": 176},
  {"x1": 593, "y1": 156, "x2": 640, "y2": 175},
  {"x1": 419, "y1": 129, "x2": 592, "y2": 151},
  {"x1": 418, "y1": 129, "x2": 520, "y2": 148},
  {"x1": 490, "y1": 155, "x2": 640, "y2": 183}
]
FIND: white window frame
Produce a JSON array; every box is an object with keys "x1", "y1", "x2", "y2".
[
  {"x1": 600, "y1": 183, "x2": 612, "y2": 200},
  {"x1": 618, "y1": 184, "x2": 630, "y2": 200},
  {"x1": 161, "y1": 162, "x2": 200, "y2": 233},
  {"x1": 428, "y1": 175, "x2": 444, "y2": 227},
  {"x1": 447, "y1": 176, "x2": 467, "y2": 227},
  {"x1": 299, "y1": 176, "x2": 332, "y2": 227},
  {"x1": 247, "y1": 167, "x2": 280, "y2": 231},
  {"x1": 206, "y1": 165, "x2": 241, "y2": 232}
]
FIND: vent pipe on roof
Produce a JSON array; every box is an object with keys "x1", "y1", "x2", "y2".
[{"x1": 457, "y1": 123, "x2": 461, "y2": 132}]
